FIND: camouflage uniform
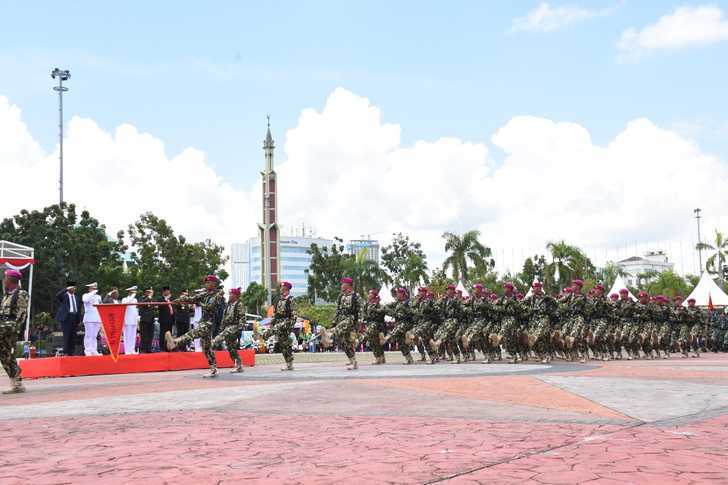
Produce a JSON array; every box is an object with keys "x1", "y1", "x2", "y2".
[
  {"x1": 211, "y1": 298, "x2": 246, "y2": 369},
  {"x1": 332, "y1": 291, "x2": 360, "y2": 361},
  {"x1": 462, "y1": 294, "x2": 488, "y2": 359},
  {"x1": 434, "y1": 296, "x2": 464, "y2": 362},
  {"x1": 387, "y1": 298, "x2": 416, "y2": 363},
  {"x1": 497, "y1": 295, "x2": 521, "y2": 361},
  {"x1": 173, "y1": 289, "x2": 225, "y2": 371},
  {"x1": 589, "y1": 296, "x2": 612, "y2": 359},
  {"x1": 265, "y1": 294, "x2": 295, "y2": 366},
  {"x1": 686, "y1": 305, "x2": 706, "y2": 354},
  {"x1": 0, "y1": 288, "x2": 28, "y2": 385},
  {"x1": 564, "y1": 292, "x2": 588, "y2": 359},
  {"x1": 524, "y1": 293, "x2": 557, "y2": 360},
  {"x1": 362, "y1": 299, "x2": 387, "y2": 363},
  {"x1": 617, "y1": 299, "x2": 641, "y2": 358},
  {"x1": 654, "y1": 304, "x2": 672, "y2": 356}
]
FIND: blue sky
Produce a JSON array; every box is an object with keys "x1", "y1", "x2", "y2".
[{"x1": 2, "y1": 0, "x2": 728, "y2": 189}]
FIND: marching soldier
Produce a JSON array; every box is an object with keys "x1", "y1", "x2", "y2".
[
  {"x1": 265, "y1": 281, "x2": 296, "y2": 371},
  {"x1": 1, "y1": 269, "x2": 28, "y2": 394},
  {"x1": 331, "y1": 277, "x2": 361, "y2": 370},
  {"x1": 165, "y1": 275, "x2": 225, "y2": 377},
  {"x1": 362, "y1": 288, "x2": 387, "y2": 365},
  {"x1": 211, "y1": 287, "x2": 246, "y2": 373},
  {"x1": 434, "y1": 284, "x2": 464, "y2": 363},
  {"x1": 386, "y1": 287, "x2": 416, "y2": 364},
  {"x1": 524, "y1": 281, "x2": 558, "y2": 363}
]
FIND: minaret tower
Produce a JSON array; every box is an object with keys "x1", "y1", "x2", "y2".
[{"x1": 259, "y1": 115, "x2": 280, "y2": 305}]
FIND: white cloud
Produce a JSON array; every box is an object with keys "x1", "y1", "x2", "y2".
[
  {"x1": 2, "y1": 89, "x2": 727, "y2": 277},
  {"x1": 510, "y1": 2, "x2": 616, "y2": 33},
  {"x1": 0, "y1": 95, "x2": 258, "y2": 250},
  {"x1": 617, "y1": 5, "x2": 728, "y2": 61}
]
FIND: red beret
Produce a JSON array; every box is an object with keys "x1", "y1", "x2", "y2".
[
  {"x1": 417, "y1": 287, "x2": 428, "y2": 293},
  {"x1": 619, "y1": 288, "x2": 629, "y2": 295},
  {"x1": 594, "y1": 284, "x2": 605, "y2": 291},
  {"x1": 446, "y1": 284, "x2": 456, "y2": 290},
  {"x1": 503, "y1": 282, "x2": 514, "y2": 290},
  {"x1": 370, "y1": 288, "x2": 380, "y2": 295},
  {"x1": 572, "y1": 279, "x2": 584, "y2": 287},
  {"x1": 532, "y1": 281, "x2": 542, "y2": 288},
  {"x1": 280, "y1": 281, "x2": 292, "y2": 289},
  {"x1": 204, "y1": 275, "x2": 218, "y2": 282},
  {"x1": 638, "y1": 291, "x2": 649, "y2": 298},
  {"x1": 609, "y1": 293, "x2": 619, "y2": 300},
  {"x1": 230, "y1": 287, "x2": 242, "y2": 296},
  {"x1": 489, "y1": 293, "x2": 498, "y2": 301},
  {"x1": 4, "y1": 269, "x2": 22, "y2": 280},
  {"x1": 687, "y1": 298, "x2": 696, "y2": 303},
  {"x1": 473, "y1": 283, "x2": 484, "y2": 290},
  {"x1": 340, "y1": 277, "x2": 353, "y2": 284},
  {"x1": 563, "y1": 287, "x2": 573, "y2": 294}
]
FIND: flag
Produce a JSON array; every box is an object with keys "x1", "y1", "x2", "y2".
[
  {"x1": 96, "y1": 304, "x2": 127, "y2": 362},
  {"x1": 708, "y1": 293, "x2": 714, "y2": 313}
]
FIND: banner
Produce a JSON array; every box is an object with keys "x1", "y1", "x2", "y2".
[{"x1": 97, "y1": 304, "x2": 127, "y2": 362}]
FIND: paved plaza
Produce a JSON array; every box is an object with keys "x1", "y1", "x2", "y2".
[{"x1": 2, "y1": 352, "x2": 728, "y2": 484}]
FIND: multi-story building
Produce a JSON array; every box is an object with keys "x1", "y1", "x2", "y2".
[
  {"x1": 617, "y1": 250, "x2": 675, "y2": 287},
  {"x1": 346, "y1": 239, "x2": 380, "y2": 264},
  {"x1": 231, "y1": 236, "x2": 334, "y2": 298}
]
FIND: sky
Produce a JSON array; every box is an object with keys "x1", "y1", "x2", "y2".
[{"x1": 2, "y1": 1, "x2": 728, "y2": 275}]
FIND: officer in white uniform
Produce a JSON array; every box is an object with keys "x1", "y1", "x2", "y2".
[
  {"x1": 81, "y1": 282, "x2": 102, "y2": 356},
  {"x1": 121, "y1": 286, "x2": 139, "y2": 355}
]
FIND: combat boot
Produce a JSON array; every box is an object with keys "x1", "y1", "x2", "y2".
[
  {"x1": 281, "y1": 361, "x2": 294, "y2": 371},
  {"x1": 404, "y1": 354, "x2": 414, "y2": 365},
  {"x1": 2, "y1": 378, "x2": 25, "y2": 394},
  {"x1": 202, "y1": 367, "x2": 218, "y2": 378},
  {"x1": 165, "y1": 331, "x2": 178, "y2": 351},
  {"x1": 381, "y1": 353, "x2": 386, "y2": 364},
  {"x1": 230, "y1": 360, "x2": 244, "y2": 373},
  {"x1": 346, "y1": 356, "x2": 358, "y2": 370}
]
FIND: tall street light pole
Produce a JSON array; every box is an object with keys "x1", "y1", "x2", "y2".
[
  {"x1": 51, "y1": 68, "x2": 71, "y2": 206},
  {"x1": 694, "y1": 208, "x2": 703, "y2": 274}
]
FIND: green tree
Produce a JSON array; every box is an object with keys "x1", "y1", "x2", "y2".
[
  {"x1": 242, "y1": 282, "x2": 268, "y2": 316},
  {"x1": 442, "y1": 230, "x2": 494, "y2": 283},
  {"x1": 546, "y1": 240, "x2": 596, "y2": 291},
  {"x1": 597, "y1": 261, "x2": 627, "y2": 291},
  {"x1": 306, "y1": 238, "x2": 349, "y2": 303},
  {"x1": 696, "y1": 229, "x2": 728, "y2": 285},
  {"x1": 381, "y1": 233, "x2": 429, "y2": 292},
  {"x1": 343, "y1": 249, "x2": 389, "y2": 297},
  {"x1": 0, "y1": 203, "x2": 127, "y2": 316},
  {"x1": 293, "y1": 299, "x2": 338, "y2": 328},
  {"x1": 517, "y1": 254, "x2": 547, "y2": 289},
  {"x1": 644, "y1": 270, "x2": 691, "y2": 298},
  {"x1": 126, "y1": 212, "x2": 228, "y2": 292}
]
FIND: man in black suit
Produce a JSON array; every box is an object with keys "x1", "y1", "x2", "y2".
[
  {"x1": 157, "y1": 286, "x2": 175, "y2": 352},
  {"x1": 174, "y1": 291, "x2": 192, "y2": 348},
  {"x1": 55, "y1": 281, "x2": 82, "y2": 356},
  {"x1": 138, "y1": 288, "x2": 156, "y2": 353}
]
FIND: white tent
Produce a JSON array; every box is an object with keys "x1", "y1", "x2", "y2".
[
  {"x1": 607, "y1": 275, "x2": 637, "y2": 301},
  {"x1": 0, "y1": 240, "x2": 35, "y2": 341},
  {"x1": 379, "y1": 283, "x2": 395, "y2": 304},
  {"x1": 524, "y1": 276, "x2": 540, "y2": 299},
  {"x1": 683, "y1": 272, "x2": 728, "y2": 307},
  {"x1": 456, "y1": 280, "x2": 469, "y2": 298}
]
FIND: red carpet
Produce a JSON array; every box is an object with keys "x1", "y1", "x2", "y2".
[{"x1": 19, "y1": 349, "x2": 255, "y2": 379}]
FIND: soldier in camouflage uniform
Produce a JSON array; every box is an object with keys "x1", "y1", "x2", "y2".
[
  {"x1": 523, "y1": 281, "x2": 558, "y2": 363},
  {"x1": 362, "y1": 288, "x2": 387, "y2": 365},
  {"x1": 481, "y1": 292, "x2": 502, "y2": 362},
  {"x1": 566, "y1": 279, "x2": 589, "y2": 363},
  {"x1": 386, "y1": 287, "x2": 416, "y2": 364},
  {"x1": 685, "y1": 298, "x2": 704, "y2": 357},
  {"x1": 461, "y1": 283, "x2": 487, "y2": 362},
  {"x1": 588, "y1": 285, "x2": 612, "y2": 361},
  {"x1": 1, "y1": 269, "x2": 28, "y2": 394},
  {"x1": 410, "y1": 287, "x2": 433, "y2": 362},
  {"x1": 264, "y1": 281, "x2": 296, "y2": 370},
  {"x1": 653, "y1": 295, "x2": 672, "y2": 358},
  {"x1": 434, "y1": 284, "x2": 464, "y2": 363},
  {"x1": 497, "y1": 282, "x2": 523, "y2": 364},
  {"x1": 165, "y1": 274, "x2": 225, "y2": 377},
  {"x1": 331, "y1": 277, "x2": 361, "y2": 370},
  {"x1": 211, "y1": 287, "x2": 246, "y2": 373}
]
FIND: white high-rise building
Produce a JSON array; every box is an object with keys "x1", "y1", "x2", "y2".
[
  {"x1": 617, "y1": 250, "x2": 675, "y2": 287},
  {"x1": 231, "y1": 236, "x2": 334, "y2": 298}
]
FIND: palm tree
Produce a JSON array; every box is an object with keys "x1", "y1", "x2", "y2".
[
  {"x1": 403, "y1": 253, "x2": 429, "y2": 293},
  {"x1": 442, "y1": 230, "x2": 494, "y2": 283},
  {"x1": 696, "y1": 229, "x2": 728, "y2": 285},
  {"x1": 344, "y1": 249, "x2": 389, "y2": 296},
  {"x1": 546, "y1": 240, "x2": 596, "y2": 289}
]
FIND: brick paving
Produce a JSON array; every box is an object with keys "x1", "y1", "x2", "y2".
[{"x1": 2, "y1": 354, "x2": 728, "y2": 484}]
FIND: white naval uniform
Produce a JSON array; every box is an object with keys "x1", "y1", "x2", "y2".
[
  {"x1": 121, "y1": 294, "x2": 139, "y2": 354},
  {"x1": 82, "y1": 291, "x2": 102, "y2": 356},
  {"x1": 191, "y1": 304, "x2": 202, "y2": 351}
]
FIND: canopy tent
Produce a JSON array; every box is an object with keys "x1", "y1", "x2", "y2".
[
  {"x1": 379, "y1": 283, "x2": 395, "y2": 304},
  {"x1": 455, "y1": 280, "x2": 469, "y2": 298},
  {"x1": 0, "y1": 240, "x2": 36, "y2": 341},
  {"x1": 523, "y1": 276, "x2": 541, "y2": 299},
  {"x1": 683, "y1": 272, "x2": 728, "y2": 308},
  {"x1": 607, "y1": 275, "x2": 637, "y2": 302}
]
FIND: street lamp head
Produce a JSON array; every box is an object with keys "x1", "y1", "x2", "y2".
[{"x1": 51, "y1": 68, "x2": 71, "y2": 81}]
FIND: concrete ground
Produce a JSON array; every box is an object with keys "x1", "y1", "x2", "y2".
[{"x1": 2, "y1": 351, "x2": 728, "y2": 484}]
